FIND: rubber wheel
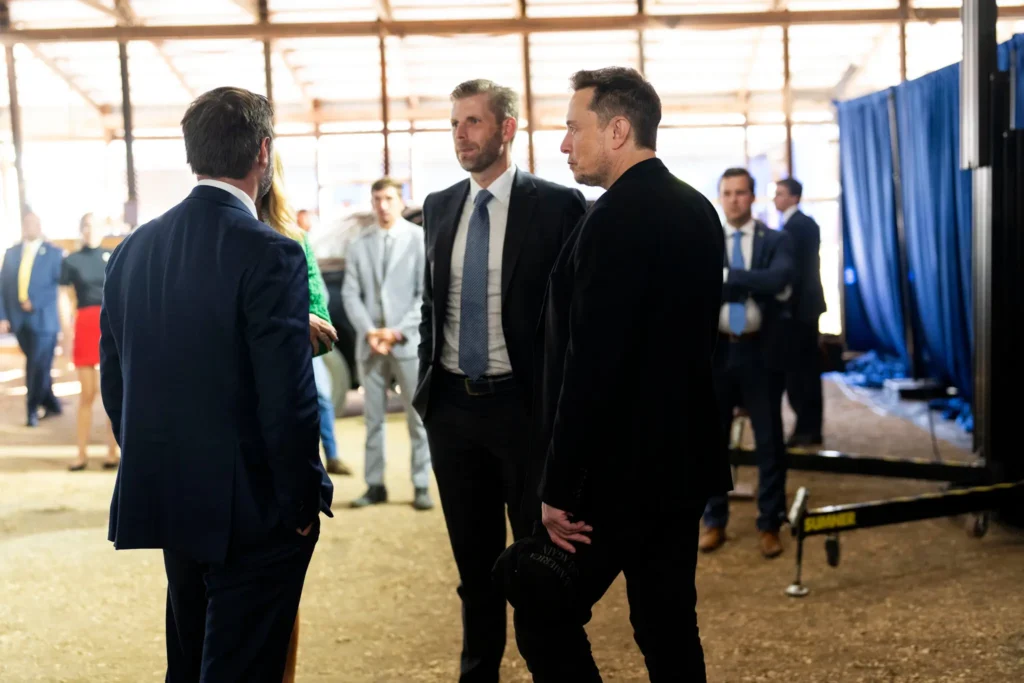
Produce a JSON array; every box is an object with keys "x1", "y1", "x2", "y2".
[
  {"x1": 969, "y1": 513, "x2": 989, "y2": 538},
  {"x1": 825, "y1": 535, "x2": 841, "y2": 567}
]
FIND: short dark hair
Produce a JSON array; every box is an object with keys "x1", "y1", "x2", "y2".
[
  {"x1": 777, "y1": 178, "x2": 803, "y2": 199},
  {"x1": 451, "y1": 79, "x2": 520, "y2": 123},
  {"x1": 371, "y1": 177, "x2": 403, "y2": 194},
  {"x1": 181, "y1": 87, "x2": 274, "y2": 180},
  {"x1": 569, "y1": 67, "x2": 661, "y2": 151},
  {"x1": 720, "y1": 167, "x2": 755, "y2": 195}
]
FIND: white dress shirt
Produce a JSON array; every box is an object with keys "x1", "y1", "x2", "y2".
[
  {"x1": 197, "y1": 179, "x2": 258, "y2": 219},
  {"x1": 441, "y1": 164, "x2": 517, "y2": 376},
  {"x1": 720, "y1": 219, "x2": 762, "y2": 334},
  {"x1": 781, "y1": 205, "x2": 799, "y2": 226}
]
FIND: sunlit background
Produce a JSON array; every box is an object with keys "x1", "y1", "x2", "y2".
[{"x1": 3, "y1": 0, "x2": 1024, "y2": 337}]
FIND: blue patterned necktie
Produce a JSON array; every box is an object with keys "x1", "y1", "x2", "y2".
[
  {"x1": 728, "y1": 229, "x2": 747, "y2": 335},
  {"x1": 459, "y1": 189, "x2": 493, "y2": 380}
]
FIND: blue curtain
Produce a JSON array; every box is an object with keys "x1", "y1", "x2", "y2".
[
  {"x1": 997, "y1": 34, "x2": 1024, "y2": 128},
  {"x1": 895, "y1": 64, "x2": 974, "y2": 400},
  {"x1": 836, "y1": 90, "x2": 908, "y2": 363}
]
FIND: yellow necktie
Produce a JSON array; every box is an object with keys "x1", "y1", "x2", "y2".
[{"x1": 18, "y1": 244, "x2": 36, "y2": 303}]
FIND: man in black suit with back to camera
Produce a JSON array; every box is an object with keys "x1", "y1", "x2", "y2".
[
  {"x1": 774, "y1": 177, "x2": 827, "y2": 447},
  {"x1": 100, "y1": 86, "x2": 332, "y2": 683},
  {"x1": 413, "y1": 78, "x2": 587, "y2": 682},
  {"x1": 513, "y1": 67, "x2": 731, "y2": 682}
]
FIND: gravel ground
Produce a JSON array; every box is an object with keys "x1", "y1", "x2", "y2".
[{"x1": 1, "y1": 357, "x2": 1022, "y2": 682}]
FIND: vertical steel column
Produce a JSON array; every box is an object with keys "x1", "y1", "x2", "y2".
[
  {"x1": 783, "y1": 23, "x2": 794, "y2": 178},
  {"x1": 259, "y1": 0, "x2": 273, "y2": 110},
  {"x1": 5, "y1": 45, "x2": 25, "y2": 220},
  {"x1": 961, "y1": 0, "x2": 997, "y2": 460},
  {"x1": 379, "y1": 31, "x2": 390, "y2": 176},
  {"x1": 898, "y1": 0, "x2": 908, "y2": 82},
  {"x1": 118, "y1": 40, "x2": 137, "y2": 228},
  {"x1": 520, "y1": 0, "x2": 535, "y2": 173}
]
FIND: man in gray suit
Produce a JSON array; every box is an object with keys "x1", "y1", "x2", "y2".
[{"x1": 342, "y1": 178, "x2": 433, "y2": 510}]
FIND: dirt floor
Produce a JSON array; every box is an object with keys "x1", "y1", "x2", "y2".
[{"x1": 1, "y1": 354, "x2": 1023, "y2": 682}]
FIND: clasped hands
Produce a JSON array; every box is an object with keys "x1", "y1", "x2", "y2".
[{"x1": 367, "y1": 328, "x2": 404, "y2": 356}]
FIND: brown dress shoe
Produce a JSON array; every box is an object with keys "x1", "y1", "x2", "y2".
[
  {"x1": 698, "y1": 526, "x2": 726, "y2": 553},
  {"x1": 759, "y1": 530, "x2": 784, "y2": 558}
]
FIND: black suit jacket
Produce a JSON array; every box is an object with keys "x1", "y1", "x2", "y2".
[
  {"x1": 722, "y1": 221, "x2": 794, "y2": 370},
  {"x1": 413, "y1": 169, "x2": 587, "y2": 418},
  {"x1": 100, "y1": 185, "x2": 333, "y2": 564},
  {"x1": 782, "y1": 210, "x2": 827, "y2": 325},
  {"x1": 532, "y1": 158, "x2": 733, "y2": 524}
]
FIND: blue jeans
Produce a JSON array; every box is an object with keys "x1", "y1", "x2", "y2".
[{"x1": 312, "y1": 356, "x2": 338, "y2": 461}]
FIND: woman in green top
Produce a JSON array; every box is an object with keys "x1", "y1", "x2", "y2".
[{"x1": 258, "y1": 150, "x2": 351, "y2": 683}]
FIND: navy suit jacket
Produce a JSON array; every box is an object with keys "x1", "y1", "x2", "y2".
[
  {"x1": 782, "y1": 210, "x2": 827, "y2": 325},
  {"x1": 0, "y1": 241, "x2": 64, "y2": 334},
  {"x1": 100, "y1": 185, "x2": 332, "y2": 564},
  {"x1": 722, "y1": 221, "x2": 794, "y2": 370}
]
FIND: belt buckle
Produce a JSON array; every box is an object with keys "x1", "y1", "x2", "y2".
[{"x1": 464, "y1": 377, "x2": 490, "y2": 397}]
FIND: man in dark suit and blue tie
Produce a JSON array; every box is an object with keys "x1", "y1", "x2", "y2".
[
  {"x1": 699, "y1": 167, "x2": 794, "y2": 559},
  {"x1": 99, "y1": 87, "x2": 332, "y2": 682},
  {"x1": 775, "y1": 178, "x2": 828, "y2": 447},
  {"x1": 0, "y1": 210, "x2": 65, "y2": 426},
  {"x1": 414, "y1": 78, "x2": 586, "y2": 682}
]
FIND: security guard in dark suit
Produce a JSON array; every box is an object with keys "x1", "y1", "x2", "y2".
[{"x1": 775, "y1": 178, "x2": 827, "y2": 447}]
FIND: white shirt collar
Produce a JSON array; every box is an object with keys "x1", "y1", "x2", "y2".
[
  {"x1": 22, "y1": 238, "x2": 43, "y2": 251},
  {"x1": 469, "y1": 164, "x2": 516, "y2": 206},
  {"x1": 197, "y1": 179, "x2": 259, "y2": 219},
  {"x1": 782, "y1": 205, "x2": 799, "y2": 224},
  {"x1": 726, "y1": 218, "x2": 755, "y2": 236}
]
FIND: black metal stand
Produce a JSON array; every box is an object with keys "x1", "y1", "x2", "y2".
[
  {"x1": 730, "y1": 447, "x2": 989, "y2": 485},
  {"x1": 783, "y1": 481, "x2": 1024, "y2": 596}
]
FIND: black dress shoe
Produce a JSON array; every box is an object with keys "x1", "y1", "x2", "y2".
[
  {"x1": 350, "y1": 485, "x2": 388, "y2": 508},
  {"x1": 41, "y1": 406, "x2": 62, "y2": 420}
]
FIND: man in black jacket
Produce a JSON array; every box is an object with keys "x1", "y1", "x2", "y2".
[
  {"x1": 775, "y1": 178, "x2": 827, "y2": 446},
  {"x1": 413, "y1": 78, "x2": 586, "y2": 683},
  {"x1": 698, "y1": 168, "x2": 794, "y2": 559},
  {"x1": 514, "y1": 67, "x2": 730, "y2": 683}
]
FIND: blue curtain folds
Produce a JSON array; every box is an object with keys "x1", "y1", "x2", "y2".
[
  {"x1": 837, "y1": 34, "x2": 1024, "y2": 402},
  {"x1": 836, "y1": 90, "x2": 908, "y2": 363},
  {"x1": 895, "y1": 64, "x2": 975, "y2": 400}
]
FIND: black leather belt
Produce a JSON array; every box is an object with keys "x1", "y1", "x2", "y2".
[{"x1": 437, "y1": 369, "x2": 516, "y2": 396}]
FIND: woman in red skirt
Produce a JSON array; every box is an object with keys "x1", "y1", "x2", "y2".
[{"x1": 62, "y1": 213, "x2": 120, "y2": 471}]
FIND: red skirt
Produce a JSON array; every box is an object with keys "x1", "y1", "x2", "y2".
[{"x1": 73, "y1": 305, "x2": 102, "y2": 367}]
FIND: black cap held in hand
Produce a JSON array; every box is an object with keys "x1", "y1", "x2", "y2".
[{"x1": 492, "y1": 534, "x2": 581, "y2": 612}]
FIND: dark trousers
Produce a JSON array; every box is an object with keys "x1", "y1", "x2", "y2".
[
  {"x1": 785, "y1": 320, "x2": 824, "y2": 439},
  {"x1": 704, "y1": 338, "x2": 787, "y2": 532},
  {"x1": 162, "y1": 522, "x2": 319, "y2": 683},
  {"x1": 426, "y1": 374, "x2": 531, "y2": 683},
  {"x1": 513, "y1": 510, "x2": 706, "y2": 683},
  {"x1": 15, "y1": 326, "x2": 58, "y2": 419}
]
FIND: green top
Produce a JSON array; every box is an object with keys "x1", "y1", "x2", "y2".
[{"x1": 301, "y1": 234, "x2": 332, "y2": 357}]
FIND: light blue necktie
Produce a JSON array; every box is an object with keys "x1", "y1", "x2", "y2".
[
  {"x1": 728, "y1": 230, "x2": 747, "y2": 335},
  {"x1": 459, "y1": 189, "x2": 493, "y2": 380}
]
